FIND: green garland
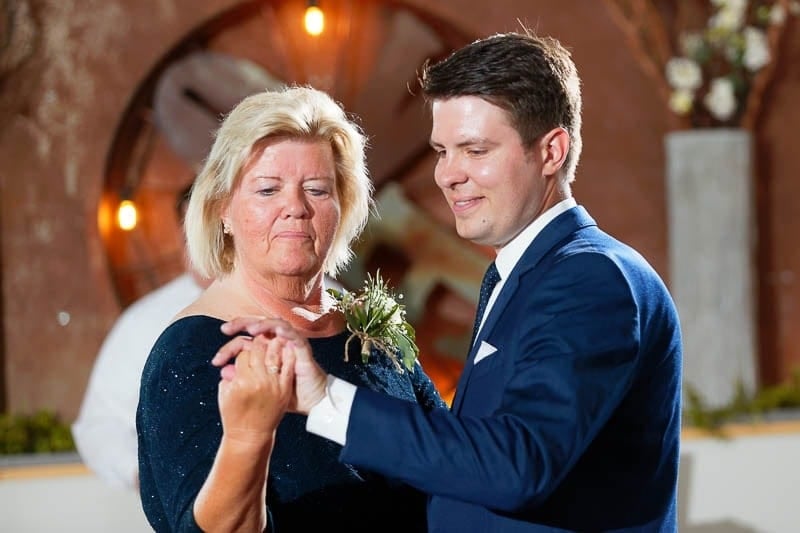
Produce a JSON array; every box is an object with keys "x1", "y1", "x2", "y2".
[
  {"x1": 0, "y1": 410, "x2": 75, "y2": 455},
  {"x1": 684, "y1": 369, "x2": 800, "y2": 434}
]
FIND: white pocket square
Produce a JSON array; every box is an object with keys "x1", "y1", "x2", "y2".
[{"x1": 474, "y1": 341, "x2": 498, "y2": 365}]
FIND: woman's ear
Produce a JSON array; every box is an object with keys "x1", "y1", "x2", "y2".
[{"x1": 539, "y1": 127, "x2": 570, "y2": 177}]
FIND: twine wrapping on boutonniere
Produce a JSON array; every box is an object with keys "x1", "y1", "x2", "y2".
[{"x1": 326, "y1": 271, "x2": 418, "y2": 372}]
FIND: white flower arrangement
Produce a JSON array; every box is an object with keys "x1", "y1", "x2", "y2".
[{"x1": 664, "y1": 0, "x2": 799, "y2": 127}]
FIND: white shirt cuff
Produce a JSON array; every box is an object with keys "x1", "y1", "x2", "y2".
[{"x1": 305, "y1": 375, "x2": 357, "y2": 445}]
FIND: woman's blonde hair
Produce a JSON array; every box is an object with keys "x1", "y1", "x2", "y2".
[{"x1": 185, "y1": 86, "x2": 373, "y2": 279}]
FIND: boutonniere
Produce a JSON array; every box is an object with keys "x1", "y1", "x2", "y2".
[{"x1": 327, "y1": 271, "x2": 418, "y2": 372}]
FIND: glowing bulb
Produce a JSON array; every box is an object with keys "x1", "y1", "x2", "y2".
[
  {"x1": 117, "y1": 199, "x2": 138, "y2": 231},
  {"x1": 304, "y1": 5, "x2": 324, "y2": 36}
]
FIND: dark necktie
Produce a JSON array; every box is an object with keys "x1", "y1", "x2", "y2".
[{"x1": 471, "y1": 261, "x2": 500, "y2": 346}]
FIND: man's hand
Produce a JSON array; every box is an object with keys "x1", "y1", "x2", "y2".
[{"x1": 214, "y1": 317, "x2": 328, "y2": 415}]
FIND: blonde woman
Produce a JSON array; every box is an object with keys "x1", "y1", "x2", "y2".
[{"x1": 136, "y1": 86, "x2": 444, "y2": 532}]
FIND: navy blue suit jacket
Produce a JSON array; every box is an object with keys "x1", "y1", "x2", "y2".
[{"x1": 341, "y1": 206, "x2": 682, "y2": 532}]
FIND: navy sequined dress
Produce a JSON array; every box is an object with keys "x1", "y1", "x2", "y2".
[{"x1": 137, "y1": 315, "x2": 445, "y2": 532}]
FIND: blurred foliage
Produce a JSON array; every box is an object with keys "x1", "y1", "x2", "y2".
[
  {"x1": 0, "y1": 410, "x2": 75, "y2": 455},
  {"x1": 684, "y1": 368, "x2": 800, "y2": 435}
]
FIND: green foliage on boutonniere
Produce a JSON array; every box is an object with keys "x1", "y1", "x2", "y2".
[{"x1": 327, "y1": 271, "x2": 418, "y2": 372}]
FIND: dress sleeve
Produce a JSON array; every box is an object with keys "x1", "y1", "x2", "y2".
[
  {"x1": 137, "y1": 324, "x2": 225, "y2": 532},
  {"x1": 410, "y1": 361, "x2": 448, "y2": 411}
]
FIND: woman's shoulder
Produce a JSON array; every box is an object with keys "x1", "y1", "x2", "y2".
[
  {"x1": 157, "y1": 315, "x2": 226, "y2": 346},
  {"x1": 144, "y1": 315, "x2": 227, "y2": 375}
]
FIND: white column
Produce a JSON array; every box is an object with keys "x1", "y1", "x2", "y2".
[{"x1": 665, "y1": 128, "x2": 758, "y2": 408}]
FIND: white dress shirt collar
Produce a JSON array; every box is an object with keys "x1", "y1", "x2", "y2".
[
  {"x1": 494, "y1": 197, "x2": 577, "y2": 279},
  {"x1": 474, "y1": 197, "x2": 577, "y2": 339}
]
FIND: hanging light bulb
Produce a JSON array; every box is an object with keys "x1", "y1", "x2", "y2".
[
  {"x1": 117, "y1": 199, "x2": 138, "y2": 231},
  {"x1": 304, "y1": 1, "x2": 324, "y2": 36}
]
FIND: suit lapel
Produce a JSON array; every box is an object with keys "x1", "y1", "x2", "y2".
[{"x1": 450, "y1": 206, "x2": 597, "y2": 413}]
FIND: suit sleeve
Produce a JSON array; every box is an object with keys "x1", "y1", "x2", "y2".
[{"x1": 340, "y1": 252, "x2": 640, "y2": 512}]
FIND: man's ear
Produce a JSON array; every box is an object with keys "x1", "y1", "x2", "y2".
[{"x1": 539, "y1": 127, "x2": 570, "y2": 177}]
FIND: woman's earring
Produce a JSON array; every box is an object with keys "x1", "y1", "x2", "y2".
[{"x1": 223, "y1": 222, "x2": 232, "y2": 235}]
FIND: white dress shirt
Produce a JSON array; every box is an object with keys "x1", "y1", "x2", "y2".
[
  {"x1": 72, "y1": 274, "x2": 203, "y2": 489},
  {"x1": 306, "y1": 198, "x2": 578, "y2": 445}
]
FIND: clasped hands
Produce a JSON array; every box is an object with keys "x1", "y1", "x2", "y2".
[{"x1": 212, "y1": 317, "x2": 330, "y2": 419}]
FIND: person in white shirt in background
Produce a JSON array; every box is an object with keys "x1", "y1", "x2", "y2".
[{"x1": 72, "y1": 185, "x2": 210, "y2": 490}]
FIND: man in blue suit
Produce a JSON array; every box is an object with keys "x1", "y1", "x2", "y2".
[{"x1": 220, "y1": 29, "x2": 682, "y2": 532}]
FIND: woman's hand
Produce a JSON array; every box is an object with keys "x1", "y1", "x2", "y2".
[{"x1": 217, "y1": 334, "x2": 295, "y2": 443}]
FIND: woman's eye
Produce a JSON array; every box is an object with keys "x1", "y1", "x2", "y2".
[
  {"x1": 258, "y1": 187, "x2": 278, "y2": 196},
  {"x1": 305, "y1": 187, "x2": 330, "y2": 197}
]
